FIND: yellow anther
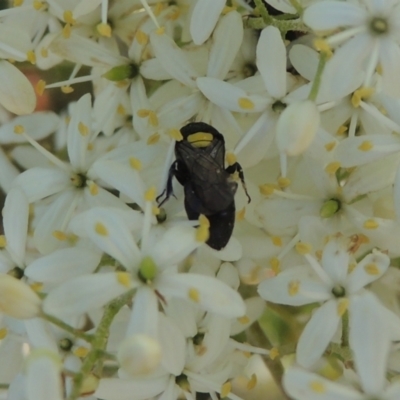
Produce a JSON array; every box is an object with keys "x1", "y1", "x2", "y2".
[
  {"x1": 89, "y1": 183, "x2": 99, "y2": 196},
  {"x1": 376, "y1": 63, "x2": 383, "y2": 75},
  {"x1": 145, "y1": 186, "x2": 157, "y2": 202},
  {"x1": 168, "y1": 128, "x2": 183, "y2": 141},
  {"x1": 288, "y1": 280, "x2": 300, "y2": 296},
  {"x1": 336, "y1": 125, "x2": 348, "y2": 136},
  {"x1": 295, "y1": 242, "x2": 312, "y2": 255},
  {"x1": 147, "y1": 133, "x2": 160, "y2": 145},
  {"x1": 269, "y1": 257, "x2": 280, "y2": 274},
  {"x1": 137, "y1": 109, "x2": 150, "y2": 117},
  {"x1": 363, "y1": 219, "x2": 379, "y2": 229},
  {"x1": 152, "y1": 206, "x2": 160, "y2": 215},
  {"x1": 337, "y1": 298, "x2": 349, "y2": 317},
  {"x1": 36, "y1": 79, "x2": 46, "y2": 95},
  {"x1": 117, "y1": 104, "x2": 126, "y2": 115},
  {"x1": 325, "y1": 161, "x2": 341, "y2": 175},
  {"x1": 237, "y1": 316, "x2": 250, "y2": 325},
  {"x1": 95, "y1": 222, "x2": 108, "y2": 236},
  {"x1": 351, "y1": 87, "x2": 374, "y2": 108},
  {"x1": 135, "y1": 30, "x2": 148, "y2": 45},
  {"x1": 220, "y1": 382, "x2": 231, "y2": 398},
  {"x1": 40, "y1": 47, "x2": 48, "y2": 58},
  {"x1": 154, "y1": 2, "x2": 164, "y2": 16},
  {"x1": 324, "y1": 141, "x2": 336, "y2": 151},
  {"x1": 62, "y1": 24, "x2": 71, "y2": 39},
  {"x1": 129, "y1": 157, "x2": 142, "y2": 170},
  {"x1": 269, "y1": 347, "x2": 279, "y2": 360},
  {"x1": 247, "y1": 374, "x2": 257, "y2": 390},
  {"x1": 61, "y1": 86, "x2": 74, "y2": 94},
  {"x1": 309, "y1": 381, "x2": 326, "y2": 393},
  {"x1": 87, "y1": 143, "x2": 94, "y2": 151},
  {"x1": 196, "y1": 215, "x2": 210, "y2": 243},
  {"x1": 78, "y1": 122, "x2": 89, "y2": 136},
  {"x1": 188, "y1": 288, "x2": 200, "y2": 303},
  {"x1": 26, "y1": 50, "x2": 36, "y2": 65},
  {"x1": 167, "y1": 8, "x2": 181, "y2": 20},
  {"x1": 52, "y1": 231, "x2": 67, "y2": 241},
  {"x1": 0, "y1": 328, "x2": 8, "y2": 340},
  {"x1": 278, "y1": 176, "x2": 291, "y2": 188},
  {"x1": 238, "y1": 97, "x2": 255, "y2": 110},
  {"x1": 13, "y1": 125, "x2": 25, "y2": 134},
  {"x1": 14, "y1": 0, "x2": 23, "y2": 5},
  {"x1": 236, "y1": 207, "x2": 245, "y2": 221},
  {"x1": 348, "y1": 262, "x2": 357, "y2": 273},
  {"x1": 63, "y1": 10, "x2": 75, "y2": 25},
  {"x1": 271, "y1": 236, "x2": 282, "y2": 247},
  {"x1": 358, "y1": 141, "x2": 373, "y2": 151},
  {"x1": 222, "y1": 5, "x2": 236, "y2": 14},
  {"x1": 364, "y1": 263, "x2": 380, "y2": 275},
  {"x1": 73, "y1": 346, "x2": 89, "y2": 358},
  {"x1": 97, "y1": 23, "x2": 112, "y2": 37},
  {"x1": 33, "y1": 1, "x2": 44, "y2": 10},
  {"x1": 226, "y1": 152, "x2": 236, "y2": 166},
  {"x1": 259, "y1": 183, "x2": 277, "y2": 196},
  {"x1": 116, "y1": 272, "x2": 131, "y2": 287},
  {"x1": 156, "y1": 26, "x2": 165, "y2": 35},
  {"x1": 30, "y1": 282, "x2": 43, "y2": 292},
  {"x1": 0, "y1": 236, "x2": 6, "y2": 248},
  {"x1": 313, "y1": 39, "x2": 332, "y2": 57},
  {"x1": 148, "y1": 111, "x2": 158, "y2": 127}
]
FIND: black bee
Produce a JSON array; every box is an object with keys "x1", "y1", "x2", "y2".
[{"x1": 157, "y1": 122, "x2": 250, "y2": 250}]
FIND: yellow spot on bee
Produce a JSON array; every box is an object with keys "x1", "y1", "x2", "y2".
[
  {"x1": 196, "y1": 215, "x2": 210, "y2": 242},
  {"x1": 168, "y1": 128, "x2": 183, "y2": 141},
  {"x1": 226, "y1": 152, "x2": 236, "y2": 166},
  {"x1": 288, "y1": 280, "x2": 300, "y2": 296},
  {"x1": 188, "y1": 132, "x2": 213, "y2": 147},
  {"x1": 63, "y1": 10, "x2": 75, "y2": 25},
  {"x1": 247, "y1": 374, "x2": 257, "y2": 390},
  {"x1": 269, "y1": 347, "x2": 279, "y2": 360},
  {"x1": 337, "y1": 298, "x2": 349, "y2": 316},
  {"x1": 13, "y1": 125, "x2": 25, "y2": 134},
  {"x1": 36, "y1": 80, "x2": 46, "y2": 95},
  {"x1": 309, "y1": 380, "x2": 326, "y2": 393},
  {"x1": 358, "y1": 141, "x2": 373, "y2": 151},
  {"x1": 116, "y1": 272, "x2": 131, "y2": 287},
  {"x1": 220, "y1": 382, "x2": 231, "y2": 398},
  {"x1": 78, "y1": 122, "x2": 89, "y2": 136},
  {"x1": 97, "y1": 23, "x2": 112, "y2": 37},
  {"x1": 188, "y1": 288, "x2": 200, "y2": 303},
  {"x1": 325, "y1": 161, "x2": 341, "y2": 175},
  {"x1": 238, "y1": 97, "x2": 255, "y2": 110},
  {"x1": 135, "y1": 30, "x2": 148, "y2": 45},
  {"x1": 61, "y1": 86, "x2": 74, "y2": 94},
  {"x1": 364, "y1": 219, "x2": 379, "y2": 229},
  {"x1": 89, "y1": 183, "x2": 99, "y2": 196},
  {"x1": 295, "y1": 242, "x2": 312, "y2": 255},
  {"x1": 94, "y1": 222, "x2": 108, "y2": 236},
  {"x1": 237, "y1": 316, "x2": 250, "y2": 324},
  {"x1": 324, "y1": 141, "x2": 336, "y2": 151},
  {"x1": 364, "y1": 263, "x2": 380, "y2": 275},
  {"x1": 145, "y1": 187, "x2": 156, "y2": 202},
  {"x1": 0, "y1": 236, "x2": 6, "y2": 248},
  {"x1": 147, "y1": 133, "x2": 160, "y2": 145},
  {"x1": 129, "y1": 157, "x2": 142, "y2": 170},
  {"x1": 73, "y1": 346, "x2": 89, "y2": 358},
  {"x1": 0, "y1": 328, "x2": 7, "y2": 339},
  {"x1": 52, "y1": 231, "x2": 67, "y2": 241},
  {"x1": 26, "y1": 50, "x2": 36, "y2": 65}
]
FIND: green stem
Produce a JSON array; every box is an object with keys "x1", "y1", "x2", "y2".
[
  {"x1": 41, "y1": 312, "x2": 94, "y2": 343},
  {"x1": 247, "y1": 323, "x2": 290, "y2": 400},
  {"x1": 341, "y1": 310, "x2": 349, "y2": 348},
  {"x1": 308, "y1": 51, "x2": 328, "y2": 102},
  {"x1": 0, "y1": 384, "x2": 9, "y2": 389},
  {"x1": 67, "y1": 289, "x2": 135, "y2": 400}
]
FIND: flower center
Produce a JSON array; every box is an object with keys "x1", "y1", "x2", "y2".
[
  {"x1": 272, "y1": 100, "x2": 287, "y2": 113},
  {"x1": 138, "y1": 256, "x2": 157, "y2": 282},
  {"x1": 331, "y1": 284, "x2": 346, "y2": 297},
  {"x1": 8, "y1": 267, "x2": 24, "y2": 279},
  {"x1": 369, "y1": 16, "x2": 388, "y2": 35},
  {"x1": 320, "y1": 198, "x2": 341, "y2": 218},
  {"x1": 243, "y1": 62, "x2": 257, "y2": 77},
  {"x1": 59, "y1": 338, "x2": 74, "y2": 352},
  {"x1": 70, "y1": 173, "x2": 87, "y2": 188}
]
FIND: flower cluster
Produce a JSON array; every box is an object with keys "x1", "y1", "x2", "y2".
[{"x1": 1, "y1": 0, "x2": 400, "y2": 399}]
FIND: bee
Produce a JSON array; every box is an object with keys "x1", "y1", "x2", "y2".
[{"x1": 157, "y1": 122, "x2": 250, "y2": 250}]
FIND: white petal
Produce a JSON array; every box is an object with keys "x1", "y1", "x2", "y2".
[
  {"x1": 231, "y1": 296, "x2": 265, "y2": 335},
  {"x1": 256, "y1": 26, "x2": 286, "y2": 98},
  {"x1": 207, "y1": 11, "x2": 243, "y2": 80},
  {"x1": 25, "y1": 247, "x2": 101, "y2": 283},
  {"x1": 321, "y1": 239, "x2": 349, "y2": 283},
  {"x1": 0, "y1": 147, "x2": 19, "y2": 193},
  {"x1": 380, "y1": 40, "x2": 400, "y2": 97},
  {"x1": 297, "y1": 299, "x2": 341, "y2": 368},
  {"x1": 303, "y1": 2, "x2": 367, "y2": 30},
  {"x1": 157, "y1": 273, "x2": 246, "y2": 318},
  {"x1": 3, "y1": 187, "x2": 29, "y2": 267},
  {"x1": 190, "y1": 0, "x2": 225, "y2": 45},
  {"x1": 289, "y1": 44, "x2": 319, "y2": 82},
  {"x1": 43, "y1": 273, "x2": 132, "y2": 317},
  {"x1": 349, "y1": 292, "x2": 390, "y2": 394},
  {"x1": 0, "y1": 61, "x2": 36, "y2": 115}
]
